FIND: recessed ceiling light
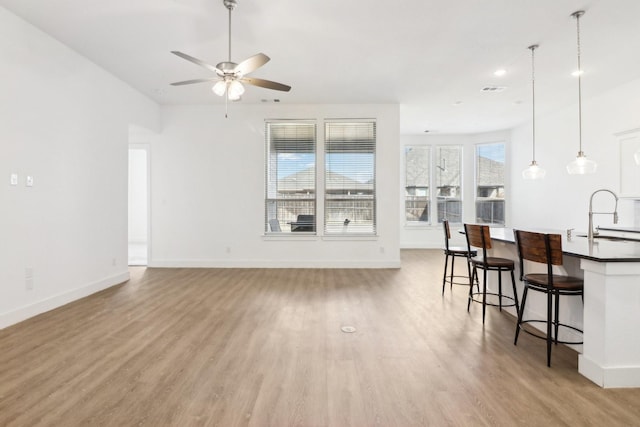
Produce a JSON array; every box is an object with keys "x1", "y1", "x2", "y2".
[
  {"x1": 572, "y1": 70, "x2": 584, "y2": 77},
  {"x1": 494, "y1": 69, "x2": 507, "y2": 77}
]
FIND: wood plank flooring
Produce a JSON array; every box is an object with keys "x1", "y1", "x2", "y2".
[{"x1": 1, "y1": 249, "x2": 639, "y2": 426}]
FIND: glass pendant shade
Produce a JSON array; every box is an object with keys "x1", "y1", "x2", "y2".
[
  {"x1": 227, "y1": 80, "x2": 245, "y2": 98},
  {"x1": 212, "y1": 80, "x2": 227, "y2": 96},
  {"x1": 523, "y1": 161, "x2": 547, "y2": 179},
  {"x1": 567, "y1": 151, "x2": 597, "y2": 174}
]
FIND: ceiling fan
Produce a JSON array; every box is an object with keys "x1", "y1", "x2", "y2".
[{"x1": 170, "y1": 0, "x2": 291, "y2": 108}]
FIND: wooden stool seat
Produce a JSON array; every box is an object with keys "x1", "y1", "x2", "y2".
[
  {"x1": 523, "y1": 274, "x2": 583, "y2": 290},
  {"x1": 470, "y1": 256, "x2": 514, "y2": 268}
]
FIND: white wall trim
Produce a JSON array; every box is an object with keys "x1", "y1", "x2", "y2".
[
  {"x1": 579, "y1": 355, "x2": 640, "y2": 388},
  {"x1": 149, "y1": 259, "x2": 401, "y2": 269},
  {"x1": 0, "y1": 272, "x2": 130, "y2": 330}
]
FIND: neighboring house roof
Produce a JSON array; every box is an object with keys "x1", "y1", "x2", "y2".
[
  {"x1": 477, "y1": 156, "x2": 505, "y2": 186},
  {"x1": 278, "y1": 167, "x2": 373, "y2": 193}
]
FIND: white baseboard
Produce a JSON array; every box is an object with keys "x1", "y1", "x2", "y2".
[
  {"x1": 149, "y1": 258, "x2": 401, "y2": 269},
  {"x1": 0, "y1": 271, "x2": 130, "y2": 330},
  {"x1": 579, "y1": 354, "x2": 640, "y2": 388}
]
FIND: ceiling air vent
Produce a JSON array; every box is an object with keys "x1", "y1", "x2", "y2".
[{"x1": 481, "y1": 86, "x2": 507, "y2": 93}]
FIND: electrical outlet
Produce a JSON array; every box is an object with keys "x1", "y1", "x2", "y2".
[
  {"x1": 26, "y1": 176, "x2": 34, "y2": 187},
  {"x1": 10, "y1": 173, "x2": 18, "y2": 186}
]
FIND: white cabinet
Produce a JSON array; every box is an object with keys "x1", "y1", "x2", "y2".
[{"x1": 618, "y1": 129, "x2": 640, "y2": 198}]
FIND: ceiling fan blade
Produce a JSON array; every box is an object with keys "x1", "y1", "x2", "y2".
[
  {"x1": 241, "y1": 77, "x2": 291, "y2": 92},
  {"x1": 171, "y1": 51, "x2": 221, "y2": 74},
  {"x1": 170, "y1": 77, "x2": 220, "y2": 86},
  {"x1": 234, "y1": 53, "x2": 270, "y2": 76}
]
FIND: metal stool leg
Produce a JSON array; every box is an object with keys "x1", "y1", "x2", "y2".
[
  {"x1": 554, "y1": 290, "x2": 560, "y2": 345},
  {"x1": 467, "y1": 266, "x2": 477, "y2": 312},
  {"x1": 498, "y1": 269, "x2": 503, "y2": 311},
  {"x1": 547, "y1": 290, "x2": 553, "y2": 367},
  {"x1": 510, "y1": 270, "x2": 519, "y2": 318},
  {"x1": 450, "y1": 255, "x2": 456, "y2": 290},
  {"x1": 442, "y1": 253, "x2": 449, "y2": 295},
  {"x1": 482, "y1": 268, "x2": 488, "y2": 324},
  {"x1": 514, "y1": 285, "x2": 529, "y2": 345}
]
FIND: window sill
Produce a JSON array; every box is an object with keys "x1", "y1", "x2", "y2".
[
  {"x1": 263, "y1": 233, "x2": 319, "y2": 241},
  {"x1": 322, "y1": 234, "x2": 378, "y2": 241}
]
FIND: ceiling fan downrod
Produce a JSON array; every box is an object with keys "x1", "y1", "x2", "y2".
[{"x1": 223, "y1": 0, "x2": 237, "y2": 63}]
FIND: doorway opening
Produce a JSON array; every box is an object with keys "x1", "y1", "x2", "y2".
[{"x1": 128, "y1": 145, "x2": 149, "y2": 266}]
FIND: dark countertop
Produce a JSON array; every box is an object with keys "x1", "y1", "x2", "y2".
[
  {"x1": 489, "y1": 227, "x2": 640, "y2": 263},
  {"x1": 597, "y1": 226, "x2": 640, "y2": 234}
]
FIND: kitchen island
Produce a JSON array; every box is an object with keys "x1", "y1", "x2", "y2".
[{"x1": 487, "y1": 227, "x2": 640, "y2": 388}]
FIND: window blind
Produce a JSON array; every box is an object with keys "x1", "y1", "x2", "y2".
[
  {"x1": 405, "y1": 146, "x2": 430, "y2": 223},
  {"x1": 324, "y1": 121, "x2": 376, "y2": 234},
  {"x1": 475, "y1": 142, "x2": 505, "y2": 225},
  {"x1": 265, "y1": 121, "x2": 317, "y2": 233}
]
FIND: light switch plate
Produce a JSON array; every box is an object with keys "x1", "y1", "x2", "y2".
[
  {"x1": 26, "y1": 176, "x2": 33, "y2": 187},
  {"x1": 10, "y1": 173, "x2": 18, "y2": 186}
]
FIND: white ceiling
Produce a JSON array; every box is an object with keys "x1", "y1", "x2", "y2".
[{"x1": 2, "y1": 0, "x2": 640, "y2": 134}]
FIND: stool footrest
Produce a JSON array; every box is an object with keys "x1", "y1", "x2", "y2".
[
  {"x1": 469, "y1": 292, "x2": 517, "y2": 308},
  {"x1": 444, "y1": 275, "x2": 474, "y2": 287},
  {"x1": 517, "y1": 320, "x2": 584, "y2": 345}
]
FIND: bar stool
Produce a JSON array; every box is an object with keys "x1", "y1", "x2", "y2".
[
  {"x1": 442, "y1": 220, "x2": 477, "y2": 295},
  {"x1": 464, "y1": 223, "x2": 519, "y2": 323},
  {"x1": 513, "y1": 229, "x2": 584, "y2": 367}
]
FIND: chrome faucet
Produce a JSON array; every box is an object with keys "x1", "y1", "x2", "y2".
[{"x1": 588, "y1": 189, "x2": 619, "y2": 241}]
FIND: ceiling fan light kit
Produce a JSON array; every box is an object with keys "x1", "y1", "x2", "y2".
[{"x1": 170, "y1": 0, "x2": 291, "y2": 116}]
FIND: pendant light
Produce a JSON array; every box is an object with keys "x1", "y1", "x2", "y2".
[
  {"x1": 522, "y1": 44, "x2": 546, "y2": 180},
  {"x1": 566, "y1": 10, "x2": 597, "y2": 175}
]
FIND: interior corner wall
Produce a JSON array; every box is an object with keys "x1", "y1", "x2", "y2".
[
  {"x1": 399, "y1": 130, "x2": 511, "y2": 249},
  {"x1": 149, "y1": 103, "x2": 400, "y2": 268},
  {"x1": 509, "y1": 76, "x2": 640, "y2": 232},
  {"x1": 0, "y1": 6, "x2": 159, "y2": 328}
]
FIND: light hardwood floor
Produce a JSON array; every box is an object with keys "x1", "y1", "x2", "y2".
[{"x1": 1, "y1": 249, "x2": 639, "y2": 426}]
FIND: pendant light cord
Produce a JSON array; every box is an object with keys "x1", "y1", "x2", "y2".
[
  {"x1": 574, "y1": 11, "x2": 584, "y2": 154},
  {"x1": 530, "y1": 45, "x2": 537, "y2": 162}
]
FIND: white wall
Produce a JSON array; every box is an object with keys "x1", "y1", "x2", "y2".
[
  {"x1": 510, "y1": 76, "x2": 640, "y2": 232},
  {"x1": 0, "y1": 7, "x2": 159, "y2": 328},
  {"x1": 150, "y1": 104, "x2": 400, "y2": 268},
  {"x1": 400, "y1": 130, "x2": 511, "y2": 248}
]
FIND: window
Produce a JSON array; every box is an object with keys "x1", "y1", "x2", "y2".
[
  {"x1": 404, "y1": 145, "x2": 463, "y2": 225},
  {"x1": 405, "y1": 146, "x2": 430, "y2": 223},
  {"x1": 475, "y1": 142, "x2": 505, "y2": 224},
  {"x1": 265, "y1": 121, "x2": 316, "y2": 233},
  {"x1": 324, "y1": 121, "x2": 376, "y2": 234},
  {"x1": 436, "y1": 146, "x2": 462, "y2": 223}
]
